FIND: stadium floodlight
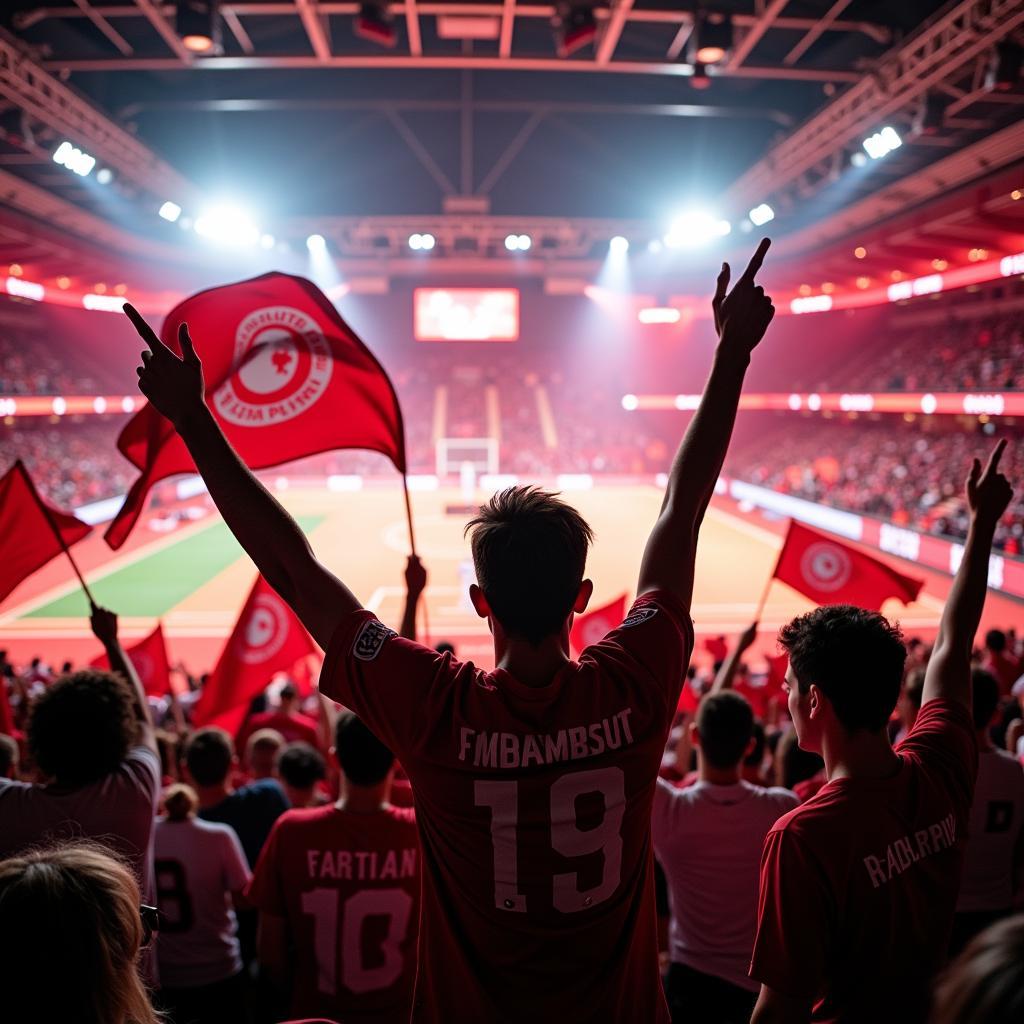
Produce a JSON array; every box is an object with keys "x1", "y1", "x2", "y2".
[
  {"x1": 52, "y1": 140, "x2": 96, "y2": 177},
  {"x1": 692, "y1": 11, "x2": 732, "y2": 65},
  {"x1": 609, "y1": 236, "x2": 629, "y2": 254},
  {"x1": 621, "y1": 394, "x2": 639, "y2": 411},
  {"x1": 96, "y1": 168, "x2": 114, "y2": 185},
  {"x1": 862, "y1": 126, "x2": 902, "y2": 160},
  {"x1": 355, "y1": 2, "x2": 397, "y2": 47},
  {"x1": 158, "y1": 201, "x2": 182, "y2": 223},
  {"x1": 664, "y1": 210, "x2": 731, "y2": 249},
  {"x1": 306, "y1": 233, "x2": 328, "y2": 253},
  {"x1": 176, "y1": 1, "x2": 221, "y2": 54},
  {"x1": 554, "y1": 1, "x2": 597, "y2": 57},
  {"x1": 260, "y1": 233, "x2": 276, "y2": 250},
  {"x1": 409, "y1": 233, "x2": 436, "y2": 251},
  {"x1": 516, "y1": 234, "x2": 532, "y2": 251},
  {"x1": 194, "y1": 204, "x2": 260, "y2": 247},
  {"x1": 749, "y1": 203, "x2": 774, "y2": 227},
  {"x1": 505, "y1": 234, "x2": 526, "y2": 252}
]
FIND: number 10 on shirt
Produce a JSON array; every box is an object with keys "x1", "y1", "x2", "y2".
[{"x1": 474, "y1": 767, "x2": 626, "y2": 913}]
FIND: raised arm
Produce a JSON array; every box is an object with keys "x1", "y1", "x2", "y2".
[
  {"x1": 126, "y1": 305, "x2": 358, "y2": 649},
  {"x1": 89, "y1": 603, "x2": 157, "y2": 754},
  {"x1": 637, "y1": 240, "x2": 775, "y2": 607},
  {"x1": 923, "y1": 440, "x2": 1014, "y2": 708},
  {"x1": 399, "y1": 555, "x2": 427, "y2": 641},
  {"x1": 709, "y1": 622, "x2": 759, "y2": 696}
]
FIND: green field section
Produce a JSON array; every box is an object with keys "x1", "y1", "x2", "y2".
[{"x1": 25, "y1": 516, "x2": 325, "y2": 619}]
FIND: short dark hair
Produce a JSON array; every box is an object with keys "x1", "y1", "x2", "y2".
[
  {"x1": 985, "y1": 629, "x2": 1007, "y2": 654},
  {"x1": 28, "y1": 670, "x2": 137, "y2": 786},
  {"x1": 745, "y1": 720, "x2": 766, "y2": 768},
  {"x1": 334, "y1": 713, "x2": 394, "y2": 787},
  {"x1": 696, "y1": 692, "x2": 754, "y2": 769},
  {"x1": 435, "y1": 641, "x2": 456, "y2": 657},
  {"x1": 466, "y1": 486, "x2": 593, "y2": 645},
  {"x1": 971, "y1": 668, "x2": 1001, "y2": 731},
  {"x1": 277, "y1": 742, "x2": 326, "y2": 790},
  {"x1": 779, "y1": 605, "x2": 907, "y2": 733},
  {"x1": 184, "y1": 728, "x2": 234, "y2": 787}
]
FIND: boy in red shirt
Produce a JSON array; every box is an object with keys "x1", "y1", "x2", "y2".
[
  {"x1": 126, "y1": 239, "x2": 776, "y2": 1022},
  {"x1": 248, "y1": 713, "x2": 419, "y2": 1023},
  {"x1": 750, "y1": 442, "x2": 1015, "y2": 1024}
]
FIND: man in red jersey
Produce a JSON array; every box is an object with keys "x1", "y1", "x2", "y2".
[
  {"x1": 238, "y1": 682, "x2": 321, "y2": 755},
  {"x1": 248, "y1": 712, "x2": 419, "y2": 1023},
  {"x1": 750, "y1": 441, "x2": 1015, "y2": 1024},
  {"x1": 125, "y1": 237, "x2": 775, "y2": 1023}
]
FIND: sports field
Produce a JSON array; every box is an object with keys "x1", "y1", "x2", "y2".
[{"x1": 0, "y1": 482, "x2": 1017, "y2": 675}]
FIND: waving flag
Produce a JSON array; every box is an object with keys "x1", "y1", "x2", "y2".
[
  {"x1": 106, "y1": 273, "x2": 407, "y2": 548},
  {"x1": 570, "y1": 594, "x2": 627, "y2": 656},
  {"x1": 91, "y1": 622, "x2": 173, "y2": 697},
  {"x1": 773, "y1": 520, "x2": 923, "y2": 611},
  {"x1": 193, "y1": 575, "x2": 315, "y2": 735},
  {"x1": 0, "y1": 461, "x2": 92, "y2": 605}
]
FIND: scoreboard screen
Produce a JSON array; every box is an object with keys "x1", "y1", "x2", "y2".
[{"x1": 414, "y1": 288, "x2": 519, "y2": 342}]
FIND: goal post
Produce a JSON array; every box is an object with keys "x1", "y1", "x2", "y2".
[{"x1": 436, "y1": 437, "x2": 499, "y2": 478}]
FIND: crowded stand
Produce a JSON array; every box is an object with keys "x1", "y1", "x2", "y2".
[
  {"x1": 4, "y1": 0, "x2": 1024, "y2": 1016},
  {"x1": 729, "y1": 418, "x2": 1024, "y2": 553}
]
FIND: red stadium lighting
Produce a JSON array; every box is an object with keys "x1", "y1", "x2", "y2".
[
  {"x1": 176, "y1": 1, "x2": 221, "y2": 54},
  {"x1": 692, "y1": 11, "x2": 733, "y2": 65},
  {"x1": 554, "y1": 2, "x2": 597, "y2": 57},
  {"x1": 691, "y1": 62, "x2": 711, "y2": 90}
]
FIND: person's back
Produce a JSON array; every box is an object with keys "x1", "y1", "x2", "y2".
[
  {"x1": 186, "y1": 726, "x2": 290, "y2": 868},
  {"x1": 248, "y1": 715, "x2": 420, "y2": 1024},
  {"x1": 0, "y1": 661, "x2": 160, "y2": 905},
  {"x1": 154, "y1": 785, "x2": 251, "y2": 1019},
  {"x1": 751, "y1": 444, "x2": 1013, "y2": 1024},
  {"x1": 124, "y1": 239, "x2": 776, "y2": 1022},
  {"x1": 953, "y1": 669, "x2": 1024, "y2": 952},
  {"x1": 653, "y1": 692, "x2": 797, "y2": 1023}
]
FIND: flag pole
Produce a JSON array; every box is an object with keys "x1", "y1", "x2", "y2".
[
  {"x1": 753, "y1": 520, "x2": 789, "y2": 624},
  {"x1": 33, "y1": 482, "x2": 96, "y2": 608},
  {"x1": 400, "y1": 472, "x2": 431, "y2": 644}
]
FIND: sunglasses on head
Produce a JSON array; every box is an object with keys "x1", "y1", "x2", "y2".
[{"x1": 140, "y1": 905, "x2": 160, "y2": 947}]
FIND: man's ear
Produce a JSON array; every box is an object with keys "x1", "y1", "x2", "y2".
[
  {"x1": 807, "y1": 684, "x2": 825, "y2": 721},
  {"x1": 574, "y1": 578, "x2": 594, "y2": 614},
  {"x1": 469, "y1": 583, "x2": 490, "y2": 620}
]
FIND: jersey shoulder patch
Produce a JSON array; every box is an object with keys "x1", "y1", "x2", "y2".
[
  {"x1": 353, "y1": 619, "x2": 397, "y2": 661},
  {"x1": 621, "y1": 605, "x2": 659, "y2": 628}
]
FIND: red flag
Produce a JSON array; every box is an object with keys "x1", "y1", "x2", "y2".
[
  {"x1": 193, "y1": 576, "x2": 315, "y2": 735},
  {"x1": 0, "y1": 461, "x2": 92, "y2": 605},
  {"x1": 677, "y1": 675, "x2": 701, "y2": 715},
  {"x1": 106, "y1": 273, "x2": 407, "y2": 548},
  {"x1": 570, "y1": 594, "x2": 627, "y2": 656},
  {"x1": 704, "y1": 635, "x2": 729, "y2": 661},
  {"x1": 91, "y1": 622, "x2": 173, "y2": 698},
  {"x1": 773, "y1": 520, "x2": 923, "y2": 611}
]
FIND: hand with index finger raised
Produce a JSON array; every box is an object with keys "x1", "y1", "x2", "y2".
[
  {"x1": 125, "y1": 305, "x2": 206, "y2": 429},
  {"x1": 966, "y1": 438, "x2": 1014, "y2": 528},
  {"x1": 714, "y1": 237, "x2": 775, "y2": 357}
]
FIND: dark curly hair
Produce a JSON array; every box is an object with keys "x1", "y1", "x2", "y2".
[
  {"x1": 29, "y1": 670, "x2": 137, "y2": 786},
  {"x1": 466, "y1": 486, "x2": 594, "y2": 645},
  {"x1": 779, "y1": 604, "x2": 906, "y2": 733}
]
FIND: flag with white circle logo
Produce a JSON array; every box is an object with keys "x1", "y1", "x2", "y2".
[
  {"x1": 105, "y1": 272, "x2": 407, "y2": 549},
  {"x1": 773, "y1": 520, "x2": 923, "y2": 611}
]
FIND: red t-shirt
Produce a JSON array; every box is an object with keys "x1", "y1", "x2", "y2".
[
  {"x1": 247, "y1": 804, "x2": 420, "y2": 1024},
  {"x1": 320, "y1": 591, "x2": 693, "y2": 1024},
  {"x1": 750, "y1": 699, "x2": 978, "y2": 1022},
  {"x1": 240, "y1": 709, "x2": 321, "y2": 750}
]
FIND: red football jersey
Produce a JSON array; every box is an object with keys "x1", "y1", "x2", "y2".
[
  {"x1": 750, "y1": 699, "x2": 978, "y2": 1022},
  {"x1": 320, "y1": 591, "x2": 693, "y2": 1023},
  {"x1": 247, "y1": 804, "x2": 420, "y2": 1023},
  {"x1": 240, "y1": 709, "x2": 321, "y2": 750}
]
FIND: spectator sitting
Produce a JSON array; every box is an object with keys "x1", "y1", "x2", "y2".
[
  {"x1": 276, "y1": 741, "x2": 328, "y2": 809},
  {"x1": 246, "y1": 728, "x2": 285, "y2": 781},
  {"x1": 0, "y1": 734, "x2": 18, "y2": 780},
  {"x1": 184, "y1": 726, "x2": 289, "y2": 869},
  {"x1": 154, "y1": 784, "x2": 252, "y2": 1024},
  {"x1": 931, "y1": 914, "x2": 1024, "y2": 1024},
  {"x1": 653, "y1": 692, "x2": 798, "y2": 1024},
  {"x1": 0, "y1": 606, "x2": 160, "y2": 928},
  {"x1": 237, "y1": 683, "x2": 319, "y2": 755},
  {"x1": 0, "y1": 841, "x2": 161, "y2": 1024},
  {"x1": 951, "y1": 669, "x2": 1024, "y2": 954}
]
